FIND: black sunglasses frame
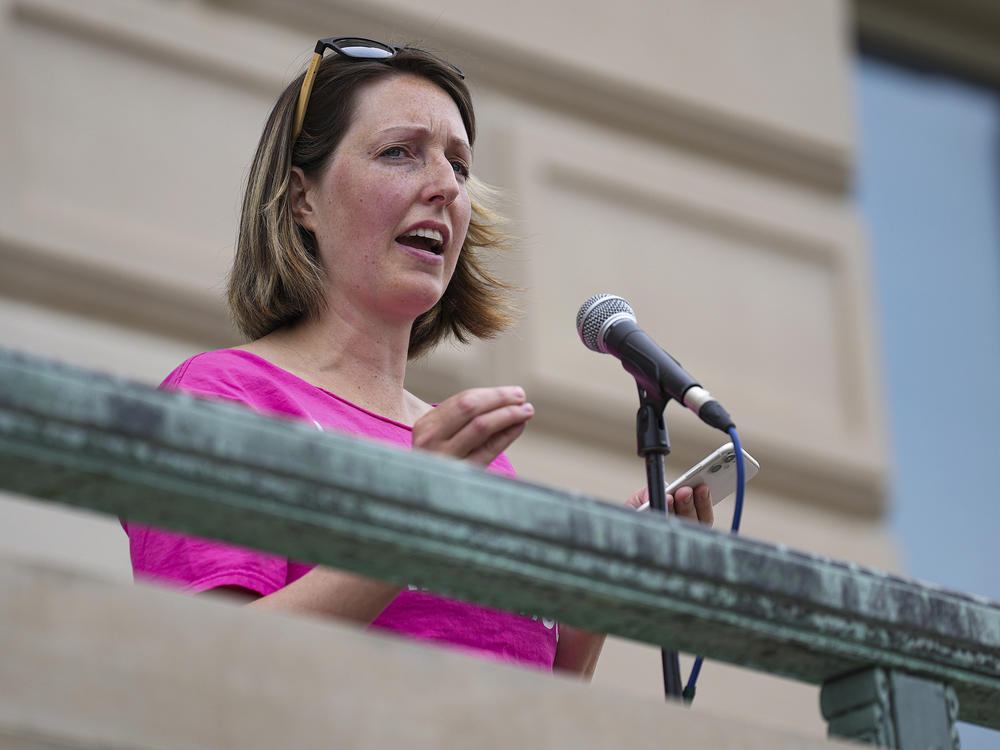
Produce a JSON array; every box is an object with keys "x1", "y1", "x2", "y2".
[{"x1": 292, "y1": 37, "x2": 465, "y2": 141}]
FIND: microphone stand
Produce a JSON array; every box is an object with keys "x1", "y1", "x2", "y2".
[{"x1": 635, "y1": 384, "x2": 684, "y2": 701}]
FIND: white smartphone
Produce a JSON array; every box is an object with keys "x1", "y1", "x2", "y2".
[{"x1": 637, "y1": 442, "x2": 759, "y2": 511}]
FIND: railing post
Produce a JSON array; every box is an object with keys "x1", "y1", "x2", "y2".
[{"x1": 820, "y1": 668, "x2": 960, "y2": 749}]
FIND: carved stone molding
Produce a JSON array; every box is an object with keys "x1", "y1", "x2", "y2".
[
  {"x1": 207, "y1": 0, "x2": 854, "y2": 191},
  {"x1": 857, "y1": 0, "x2": 1000, "y2": 86}
]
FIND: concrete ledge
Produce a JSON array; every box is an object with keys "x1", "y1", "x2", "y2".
[{"x1": 0, "y1": 557, "x2": 854, "y2": 750}]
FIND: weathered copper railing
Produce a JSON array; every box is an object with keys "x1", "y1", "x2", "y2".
[{"x1": 0, "y1": 347, "x2": 996, "y2": 747}]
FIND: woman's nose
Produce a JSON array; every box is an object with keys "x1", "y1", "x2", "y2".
[{"x1": 421, "y1": 155, "x2": 461, "y2": 206}]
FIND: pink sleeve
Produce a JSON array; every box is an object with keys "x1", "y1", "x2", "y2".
[
  {"x1": 123, "y1": 522, "x2": 290, "y2": 595},
  {"x1": 122, "y1": 353, "x2": 294, "y2": 596}
]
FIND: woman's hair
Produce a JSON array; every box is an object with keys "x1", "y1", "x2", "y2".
[{"x1": 228, "y1": 46, "x2": 514, "y2": 359}]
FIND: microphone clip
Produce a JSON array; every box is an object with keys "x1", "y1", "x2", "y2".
[{"x1": 635, "y1": 384, "x2": 671, "y2": 461}]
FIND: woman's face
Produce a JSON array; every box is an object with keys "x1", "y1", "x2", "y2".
[{"x1": 292, "y1": 73, "x2": 473, "y2": 325}]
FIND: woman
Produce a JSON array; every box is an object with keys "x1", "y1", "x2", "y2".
[{"x1": 124, "y1": 37, "x2": 713, "y2": 678}]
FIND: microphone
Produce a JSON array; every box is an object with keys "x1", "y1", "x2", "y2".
[{"x1": 576, "y1": 294, "x2": 735, "y2": 432}]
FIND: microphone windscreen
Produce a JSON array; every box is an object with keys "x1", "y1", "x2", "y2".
[{"x1": 576, "y1": 294, "x2": 635, "y2": 352}]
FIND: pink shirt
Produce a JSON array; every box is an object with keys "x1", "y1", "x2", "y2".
[{"x1": 123, "y1": 349, "x2": 558, "y2": 669}]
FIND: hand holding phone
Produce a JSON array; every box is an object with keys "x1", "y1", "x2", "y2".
[{"x1": 636, "y1": 442, "x2": 759, "y2": 511}]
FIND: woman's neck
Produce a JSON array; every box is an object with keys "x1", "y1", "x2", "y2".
[{"x1": 239, "y1": 307, "x2": 428, "y2": 425}]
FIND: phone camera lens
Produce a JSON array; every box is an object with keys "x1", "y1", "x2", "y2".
[{"x1": 724, "y1": 453, "x2": 735, "y2": 463}]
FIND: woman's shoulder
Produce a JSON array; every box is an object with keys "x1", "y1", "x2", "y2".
[
  {"x1": 163, "y1": 348, "x2": 264, "y2": 388},
  {"x1": 160, "y1": 348, "x2": 298, "y2": 406},
  {"x1": 161, "y1": 348, "x2": 372, "y2": 429}
]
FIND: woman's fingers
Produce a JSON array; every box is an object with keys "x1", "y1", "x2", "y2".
[
  {"x1": 412, "y1": 386, "x2": 534, "y2": 466},
  {"x1": 625, "y1": 485, "x2": 713, "y2": 529},
  {"x1": 420, "y1": 387, "x2": 527, "y2": 439},
  {"x1": 670, "y1": 486, "x2": 697, "y2": 520},
  {"x1": 692, "y1": 483, "x2": 714, "y2": 526},
  {"x1": 669, "y1": 484, "x2": 714, "y2": 527},
  {"x1": 625, "y1": 487, "x2": 648, "y2": 509},
  {"x1": 464, "y1": 419, "x2": 528, "y2": 466}
]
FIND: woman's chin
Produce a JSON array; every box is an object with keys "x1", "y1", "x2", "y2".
[{"x1": 388, "y1": 286, "x2": 447, "y2": 322}]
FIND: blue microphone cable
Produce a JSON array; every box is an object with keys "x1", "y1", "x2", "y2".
[{"x1": 682, "y1": 425, "x2": 746, "y2": 703}]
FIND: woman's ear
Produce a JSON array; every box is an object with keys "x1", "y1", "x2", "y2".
[{"x1": 289, "y1": 166, "x2": 316, "y2": 231}]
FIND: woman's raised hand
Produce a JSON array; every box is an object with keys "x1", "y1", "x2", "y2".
[
  {"x1": 626, "y1": 483, "x2": 714, "y2": 527},
  {"x1": 412, "y1": 386, "x2": 534, "y2": 467}
]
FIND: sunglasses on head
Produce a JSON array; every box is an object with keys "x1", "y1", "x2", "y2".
[{"x1": 292, "y1": 37, "x2": 465, "y2": 141}]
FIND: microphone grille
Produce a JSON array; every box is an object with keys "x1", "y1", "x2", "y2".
[{"x1": 576, "y1": 294, "x2": 635, "y2": 352}]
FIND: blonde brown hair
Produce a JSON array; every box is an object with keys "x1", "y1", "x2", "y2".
[{"x1": 228, "y1": 47, "x2": 514, "y2": 358}]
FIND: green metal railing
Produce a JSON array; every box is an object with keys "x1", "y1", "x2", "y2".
[{"x1": 0, "y1": 347, "x2": 997, "y2": 747}]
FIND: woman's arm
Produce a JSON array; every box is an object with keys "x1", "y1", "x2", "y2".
[
  {"x1": 553, "y1": 626, "x2": 606, "y2": 679},
  {"x1": 246, "y1": 567, "x2": 401, "y2": 622},
  {"x1": 202, "y1": 568, "x2": 401, "y2": 625}
]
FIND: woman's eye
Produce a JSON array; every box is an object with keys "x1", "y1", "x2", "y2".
[
  {"x1": 380, "y1": 146, "x2": 407, "y2": 159},
  {"x1": 451, "y1": 160, "x2": 470, "y2": 179}
]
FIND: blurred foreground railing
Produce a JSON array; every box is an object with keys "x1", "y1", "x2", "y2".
[{"x1": 0, "y1": 347, "x2": 997, "y2": 748}]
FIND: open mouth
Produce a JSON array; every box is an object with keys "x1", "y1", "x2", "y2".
[{"x1": 396, "y1": 227, "x2": 444, "y2": 254}]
